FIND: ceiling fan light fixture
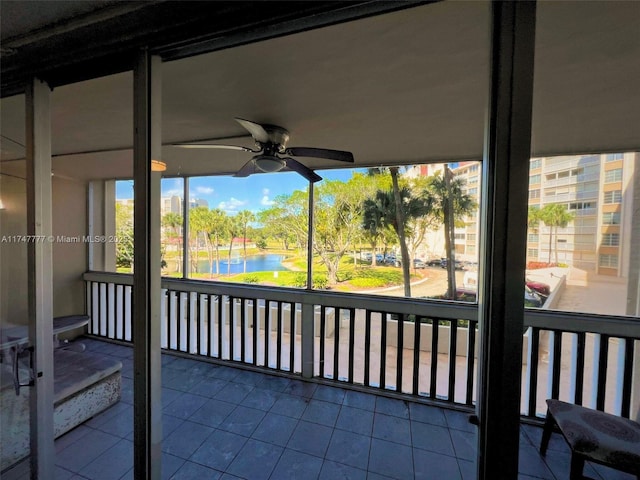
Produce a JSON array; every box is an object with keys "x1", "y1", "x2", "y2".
[{"x1": 254, "y1": 155, "x2": 285, "y2": 173}]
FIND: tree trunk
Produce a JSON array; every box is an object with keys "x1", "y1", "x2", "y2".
[
  {"x1": 548, "y1": 225, "x2": 553, "y2": 264},
  {"x1": 444, "y1": 166, "x2": 457, "y2": 299},
  {"x1": 390, "y1": 167, "x2": 411, "y2": 297}
]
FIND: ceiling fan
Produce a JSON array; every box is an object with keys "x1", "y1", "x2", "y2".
[{"x1": 174, "y1": 118, "x2": 354, "y2": 183}]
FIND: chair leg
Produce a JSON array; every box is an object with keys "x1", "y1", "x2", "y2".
[
  {"x1": 569, "y1": 454, "x2": 585, "y2": 480},
  {"x1": 540, "y1": 409, "x2": 554, "y2": 455}
]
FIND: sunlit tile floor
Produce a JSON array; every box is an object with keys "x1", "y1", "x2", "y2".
[{"x1": 5, "y1": 338, "x2": 635, "y2": 480}]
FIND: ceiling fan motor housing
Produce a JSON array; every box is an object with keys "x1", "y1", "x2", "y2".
[{"x1": 260, "y1": 124, "x2": 289, "y2": 151}]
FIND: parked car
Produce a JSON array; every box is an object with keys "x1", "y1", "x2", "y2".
[
  {"x1": 413, "y1": 259, "x2": 426, "y2": 269},
  {"x1": 524, "y1": 285, "x2": 544, "y2": 308},
  {"x1": 440, "y1": 259, "x2": 466, "y2": 270},
  {"x1": 526, "y1": 278, "x2": 551, "y2": 297},
  {"x1": 435, "y1": 286, "x2": 544, "y2": 307},
  {"x1": 426, "y1": 258, "x2": 444, "y2": 267}
]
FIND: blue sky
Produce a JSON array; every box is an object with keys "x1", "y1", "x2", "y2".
[{"x1": 115, "y1": 168, "x2": 360, "y2": 215}]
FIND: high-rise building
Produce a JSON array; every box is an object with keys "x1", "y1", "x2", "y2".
[{"x1": 448, "y1": 153, "x2": 638, "y2": 277}]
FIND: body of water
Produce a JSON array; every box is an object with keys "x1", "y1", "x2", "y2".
[{"x1": 197, "y1": 254, "x2": 288, "y2": 275}]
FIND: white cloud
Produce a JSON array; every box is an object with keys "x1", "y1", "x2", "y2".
[
  {"x1": 195, "y1": 186, "x2": 214, "y2": 195},
  {"x1": 262, "y1": 188, "x2": 270, "y2": 195},
  {"x1": 218, "y1": 197, "x2": 248, "y2": 212},
  {"x1": 261, "y1": 195, "x2": 274, "y2": 206},
  {"x1": 162, "y1": 189, "x2": 183, "y2": 198}
]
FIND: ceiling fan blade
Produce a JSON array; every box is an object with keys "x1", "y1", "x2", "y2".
[
  {"x1": 234, "y1": 159, "x2": 257, "y2": 177},
  {"x1": 283, "y1": 158, "x2": 322, "y2": 183},
  {"x1": 285, "y1": 147, "x2": 354, "y2": 163},
  {"x1": 173, "y1": 144, "x2": 256, "y2": 152},
  {"x1": 235, "y1": 118, "x2": 270, "y2": 144}
]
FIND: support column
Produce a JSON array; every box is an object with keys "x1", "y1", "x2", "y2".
[
  {"x1": 103, "y1": 180, "x2": 116, "y2": 271},
  {"x1": 183, "y1": 177, "x2": 190, "y2": 278},
  {"x1": 133, "y1": 50, "x2": 162, "y2": 480},
  {"x1": 26, "y1": 77, "x2": 55, "y2": 479},
  {"x1": 477, "y1": 2, "x2": 536, "y2": 479}
]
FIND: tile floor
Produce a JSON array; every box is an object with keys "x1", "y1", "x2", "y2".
[{"x1": 5, "y1": 338, "x2": 635, "y2": 480}]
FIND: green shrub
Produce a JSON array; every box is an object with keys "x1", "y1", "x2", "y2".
[{"x1": 312, "y1": 274, "x2": 329, "y2": 289}]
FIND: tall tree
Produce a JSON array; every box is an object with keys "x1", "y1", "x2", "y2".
[
  {"x1": 424, "y1": 168, "x2": 476, "y2": 299},
  {"x1": 236, "y1": 210, "x2": 255, "y2": 273},
  {"x1": 314, "y1": 175, "x2": 371, "y2": 285},
  {"x1": 206, "y1": 209, "x2": 228, "y2": 275},
  {"x1": 226, "y1": 215, "x2": 243, "y2": 275},
  {"x1": 162, "y1": 212, "x2": 183, "y2": 272},
  {"x1": 539, "y1": 203, "x2": 574, "y2": 264},
  {"x1": 362, "y1": 184, "x2": 432, "y2": 296},
  {"x1": 366, "y1": 166, "x2": 421, "y2": 296},
  {"x1": 189, "y1": 206, "x2": 210, "y2": 275},
  {"x1": 115, "y1": 203, "x2": 134, "y2": 269}
]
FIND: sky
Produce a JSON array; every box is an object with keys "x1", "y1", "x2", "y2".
[{"x1": 115, "y1": 168, "x2": 361, "y2": 216}]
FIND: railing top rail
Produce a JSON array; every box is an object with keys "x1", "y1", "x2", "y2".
[
  {"x1": 83, "y1": 271, "x2": 640, "y2": 337},
  {"x1": 525, "y1": 309, "x2": 640, "y2": 339},
  {"x1": 83, "y1": 271, "x2": 478, "y2": 320}
]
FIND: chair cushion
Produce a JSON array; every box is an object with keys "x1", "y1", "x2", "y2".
[{"x1": 546, "y1": 399, "x2": 640, "y2": 473}]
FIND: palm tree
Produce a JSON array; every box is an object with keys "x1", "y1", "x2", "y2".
[
  {"x1": 162, "y1": 212, "x2": 183, "y2": 272},
  {"x1": 539, "y1": 203, "x2": 574, "y2": 264},
  {"x1": 362, "y1": 183, "x2": 432, "y2": 297},
  {"x1": 424, "y1": 167, "x2": 476, "y2": 300},
  {"x1": 236, "y1": 210, "x2": 255, "y2": 273},
  {"x1": 206, "y1": 209, "x2": 228, "y2": 275},
  {"x1": 226, "y1": 215, "x2": 242, "y2": 275},
  {"x1": 189, "y1": 206, "x2": 209, "y2": 275}
]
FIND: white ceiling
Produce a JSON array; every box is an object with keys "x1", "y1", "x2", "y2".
[{"x1": 1, "y1": 1, "x2": 638, "y2": 181}]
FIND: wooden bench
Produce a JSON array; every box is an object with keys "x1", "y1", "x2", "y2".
[
  {"x1": 0, "y1": 348, "x2": 122, "y2": 471},
  {"x1": 540, "y1": 399, "x2": 640, "y2": 480}
]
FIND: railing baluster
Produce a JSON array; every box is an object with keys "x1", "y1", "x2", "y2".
[
  {"x1": 396, "y1": 312, "x2": 404, "y2": 393},
  {"x1": 120, "y1": 285, "x2": 126, "y2": 341},
  {"x1": 240, "y1": 298, "x2": 246, "y2": 362},
  {"x1": 348, "y1": 308, "x2": 355, "y2": 384},
  {"x1": 574, "y1": 332, "x2": 586, "y2": 406},
  {"x1": 178, "y1": 292, "x2": 184, "y2": 352},
  {"x1": 596, "y1": 334, "x2": 609, "y2": 411},
  {"x1": 230, "y1": 296, "x2": 236, "y2": 361},
  {"x1": 448, "y1": 318, "x2": 458, "y2": 402},
  {"x1": 98, "y1": 282, "x2": 104, "y2": 336},
  {"x1": 199, "y1": 293, "x2": 205, "y2": 355},
  {"x1": 217, "y1": 295, "x2": 223, "y2": 359},
  {"x1": 334, "y1": 308, "x2": 340, "y2": 380},
  {"x1": 290, "y1": 303, "x2": 295, "y2": 372},
  {"x1": 264, "y1": 301, "x2": 271, "y2": 368},
  {"x1": 320, "y1": 306, "x2": 327, "y2": 378},
  {"x1": 188, "y1": 292, "x2": 194, "y2": 354},
  {"x1": 252, "y1": 299, "x2": 258, "y2": 366},
  {"x1": 209, "y1": 294, "x2": 215, "y2": 358},
  {"x1": 276, "y1": 301, "x2": 282, "y2": 371},
  {"x1": 412, "y1": 316, "x2": 421, "y2": 396},
  {"x1": 465, "y1": 320, "x2": 476, "y2": 406},
  {"x1": 380, "y1": 313, "x2": 387, "y2": 389},
  {"x1": 106, "y1": 282, "x2": 112, "y2": 338},
  {"x1": 551, "y1": 330, "x2": 562, "y2": 399},
  {"x1": 430, "y1": 319, "x2": 439, "y2": 399},
  {"x1": 621, "y1": 338, "x2": 634, "y2": 418},
  {"x1": 364, "y1": 309, "x2": 371, "y2": 387},
  {"x1": 527, "y1": 327, "x2": 540, "y2": 416},
  {"x1": 126, "y1": 285, "x2": 132, "y2": 342}
]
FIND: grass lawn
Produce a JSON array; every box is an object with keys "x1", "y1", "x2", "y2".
[{"x1": 124, "y1": 249, "x2": 420, "y2": 291}]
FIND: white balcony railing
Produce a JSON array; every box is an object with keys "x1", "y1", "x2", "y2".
[{"x1": 83, "y1": 271, "x2": 639, "y2": 419}]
